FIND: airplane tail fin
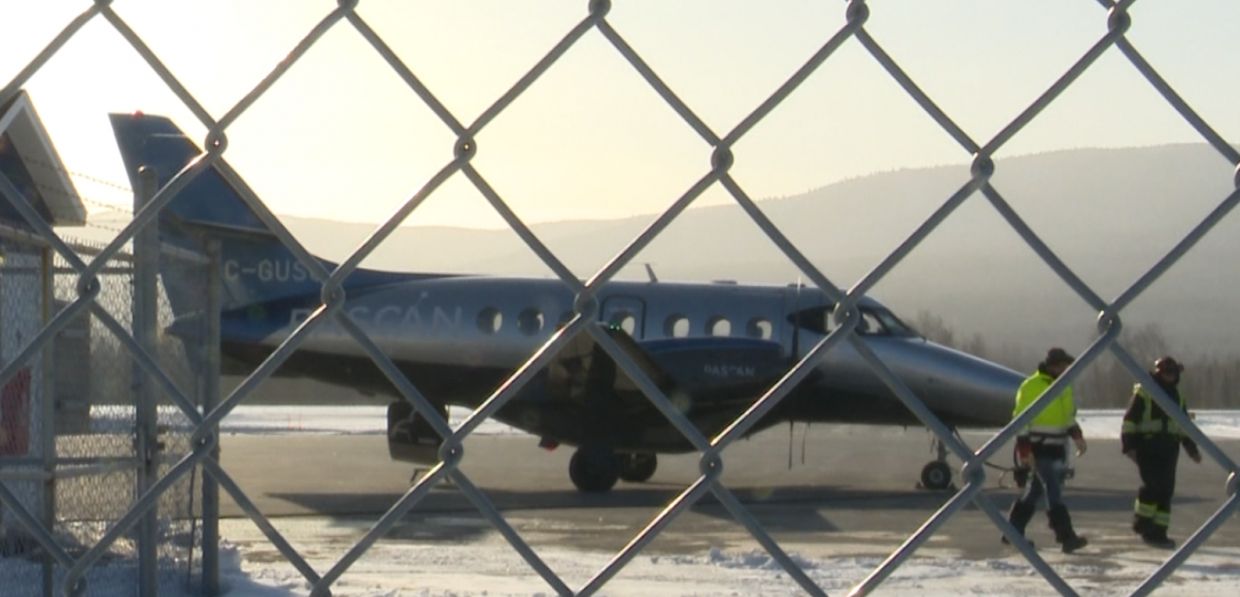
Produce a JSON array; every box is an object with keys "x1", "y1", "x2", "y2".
[{"x1": 108, "y1": 112, "x2": 329, "y2": 315}]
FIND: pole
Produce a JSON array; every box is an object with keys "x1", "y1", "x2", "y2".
[
  {"x1": 40, "y1": 245, "x2": 55, "y2": 596},
  {"x1": 135, "y1": 166, "x2": 160, "y2": 595},
  {"x1": 202, "y1": 239, "x2": 221, "y2": 596}
]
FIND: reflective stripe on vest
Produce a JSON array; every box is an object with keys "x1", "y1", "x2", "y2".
[{"x1": 1128, "y1": 384, "x2": 1187, "y2": 436}]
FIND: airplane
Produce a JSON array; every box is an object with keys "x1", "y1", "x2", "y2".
[{"x1": 108, "y1": 111, "x2": 1024, "y2": 493}]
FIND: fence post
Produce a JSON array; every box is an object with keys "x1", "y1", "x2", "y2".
[
  {"x1": 40, "y1": 244, "x2": 55, "y2": 596},
  {"x1": 134, "y1": 166, "x2": 161, "y2": 596},
  {"x1": 203, "y1": 239, "x2": 222, "y2": 596}
]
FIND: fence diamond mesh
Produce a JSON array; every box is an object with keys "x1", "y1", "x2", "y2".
[
  {"x1": 1, "y1": 1, "x2": 1238, "y2": 596},
  {"x1": 1, "y1": 228, "x2": 210, "y2": 596}
]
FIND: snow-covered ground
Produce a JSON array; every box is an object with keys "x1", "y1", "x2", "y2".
[
  {"x1": 213, "y1": 408, "x2": 1240, "y2": 595},
  {"x1": 206, "y1": 529, "x2": 1240, "y2": 597},
  {"x1": 208, "y1": 405, "x2": 1240, "y2": 440},
  {"x1": 4, "y1": 408, "x2": 1238, "y2": 596},
  {"x1": 6, "y1": 533, "x2": 1240, "y2": 596}
]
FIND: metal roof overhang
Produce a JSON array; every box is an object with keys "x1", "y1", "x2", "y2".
[{"x1": 0, "y1": 89, "x2": 86, "y2": 227}]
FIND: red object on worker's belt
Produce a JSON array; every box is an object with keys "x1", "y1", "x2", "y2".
[
  {"x1": 0, "y1": 368, "x2": 31, "y2": 456},
  {"x1": 1015, "y1": 436, "x2": 1033, "y2": 462}
]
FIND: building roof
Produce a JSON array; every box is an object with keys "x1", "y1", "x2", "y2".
[{"x1": 0, "y1": 89, "x2": 86, "y2": 227}]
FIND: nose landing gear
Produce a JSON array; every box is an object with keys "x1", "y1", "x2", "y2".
[{"x1": 919, "y1": 434, "x2": 954, "y2": 491}]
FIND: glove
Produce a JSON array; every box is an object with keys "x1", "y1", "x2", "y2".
[
  {"x1": 1013, "y1": 466, "x2": 1029, "y2": 489},
  {"x1": 1185, "y1": 443, "x2": 1202, "y2": 463},
  {"x1": 1072, "y1": 435, "x2": 1088, "y2": 457}
]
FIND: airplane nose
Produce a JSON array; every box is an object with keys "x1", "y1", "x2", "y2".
[
  {"x1": 932, "y1": 350, "x2": 1021, "y2": 426},
  {"x1": 921, "y1": 346, "x2": 1022, "y2": 428}
]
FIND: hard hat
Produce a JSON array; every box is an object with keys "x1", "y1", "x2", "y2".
[{"x1": 1154, "y1": 356, "x2": 1183, "y2": 374}]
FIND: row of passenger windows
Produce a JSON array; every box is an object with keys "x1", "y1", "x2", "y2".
[
  {"x1": 474, "y1": 304, "x2": 916, "y2": 339},
  {"x1": 473, "y1": 307, "x2": 774, "y2": 340}
]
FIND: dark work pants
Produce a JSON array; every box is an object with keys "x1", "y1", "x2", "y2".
[
  {"x1": 1017, "y1": 444, "x2": 1069, "y2": 511},
  {"x1": 1134, "y1": 437, "x2": 1179, "y2": 528}
]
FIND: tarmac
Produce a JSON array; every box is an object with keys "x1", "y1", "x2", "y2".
[{"x1": 215, "y1": 424, "x2": 1240, "y2": 566}]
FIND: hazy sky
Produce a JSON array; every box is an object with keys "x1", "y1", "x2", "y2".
[{"x1": 3, "y1": 0, "x2": 1237, "y2": 230}]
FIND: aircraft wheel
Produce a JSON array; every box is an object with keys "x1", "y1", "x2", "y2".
[
  {"x1": 569, "y1": 447, "x2": 620, "y2": 492},
  {"x1": 920, "y1": 460, "x2": 952, "y2": 490},
  {"x1": 618, "y1": 453, "x2": 657, "y2": 483}
]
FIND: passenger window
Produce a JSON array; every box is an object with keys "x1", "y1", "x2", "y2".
[
  {"x1": 517, "y1": 308, "x2": 544, "y2": 336},
  {"x1": 664, "y1": 314, "x2": 690, "y2": 338},
  {"x1": 746, "y1": 317, "x2": 772, "y2": 340},
  {"x1": 610, "y1": 311, "x2": 637, "y2": 335},
  {"x1": 708, "y1": 316, "x2": 731, "y2": 337},
  {"x1": 476, "y1": 307, "x2": 503, "y2": 334}
]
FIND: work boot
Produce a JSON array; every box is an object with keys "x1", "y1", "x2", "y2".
[
  {"x1": 1132, "y1": 514, "x2": 1155, "y2": 537},
  {"x1": 1001, "y1": 500, "x2": 1037, "y2": 546},
  {"x1": 1047, "y1": 504, "x2": 1088, "y2": 553},
  {"x1": 1141, "y1": 526, "x2": 1176, "y2": 550}
]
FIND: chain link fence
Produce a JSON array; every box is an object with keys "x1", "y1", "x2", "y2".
[
  {"x1": 1, "y1": 0, "x2": 1238, "y2": 595},
  {"x1": 1, "y1": 225, "x2": 212, "y2": 596},
  {"x1": 48, "y1": 239, "x2": 209, "y2": 597}
]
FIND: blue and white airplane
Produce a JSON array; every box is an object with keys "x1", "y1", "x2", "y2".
[{"x1": 109, "y1": 112, "x2": 1021, "y2": 492}]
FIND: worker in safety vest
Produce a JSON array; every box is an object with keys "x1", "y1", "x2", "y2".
[
  {"x1": 1122, "y1": 356, "x2": 1202, "y2": 549},
  {"x1": 1004, "y1": 347, "x2": 1088, "y2": 553}
]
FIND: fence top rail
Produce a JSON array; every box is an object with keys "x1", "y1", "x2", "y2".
[{"x1": 0, "y1": 220, "x2": 209, "y2": 265}]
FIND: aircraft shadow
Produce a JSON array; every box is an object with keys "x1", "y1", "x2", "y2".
[
  {"x1": 265, "y1": 484, "x2": 969, "y2": 538},
  {"x1": 263, "y1": 483, "x2": 1226, "y2": 546}
]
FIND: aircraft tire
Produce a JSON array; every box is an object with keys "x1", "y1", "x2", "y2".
[
  {"x1": 618, "y1": 453, "x2": 657, "y2": 483},
  {"x1": 920, "y1": 460, "x2": 952, "y2": 490},
  {"x1": 569, "y1": 447, "x2": 620, "y2": 492}
]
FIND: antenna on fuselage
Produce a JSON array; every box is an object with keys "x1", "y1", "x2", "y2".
[{"x1": 643, "y1": 262, "x2": 658, "y2": 283}]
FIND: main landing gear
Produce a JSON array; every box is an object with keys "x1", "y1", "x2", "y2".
[
  {"x1": 618, "y1": 452, "x2": 657, "y2": 483},
  {"x1": 386, "y1": 400, "x2": 454, "y2": 487},
  {"x1": 568, "y1": 448, "x2": 658, "y2": 492}
]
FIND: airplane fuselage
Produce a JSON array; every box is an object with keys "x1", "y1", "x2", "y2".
[{"x1": 210, "y1": 274, "x2": 1017, "y2": 452}]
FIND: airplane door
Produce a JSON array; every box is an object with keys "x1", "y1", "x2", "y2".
[{"x1": 600, "y1": 295, "x2": 646, "y2": 339}]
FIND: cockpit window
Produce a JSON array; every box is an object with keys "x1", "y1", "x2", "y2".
[
  {"x1": 861, "y1": 306, "x2": 918, "y2": 337},
  {"x1": 788, "y1": 304, "x2": 919, "y2": 338},
  {"x1": 858, "y1": 309, "x2": 881, "y2": 334}
]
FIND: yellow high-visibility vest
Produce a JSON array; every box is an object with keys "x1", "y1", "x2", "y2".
[
  {"x1": 1013, "y1": 371, "x2": 1076, "y2": 434},
  {"x1": 1122, "y1": 384, "x2": 1188, "y2": 437}
]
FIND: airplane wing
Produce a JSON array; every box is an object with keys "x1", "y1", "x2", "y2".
[{"x1": 539, "y1": 326, "x2": 789, "y2": 439}]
